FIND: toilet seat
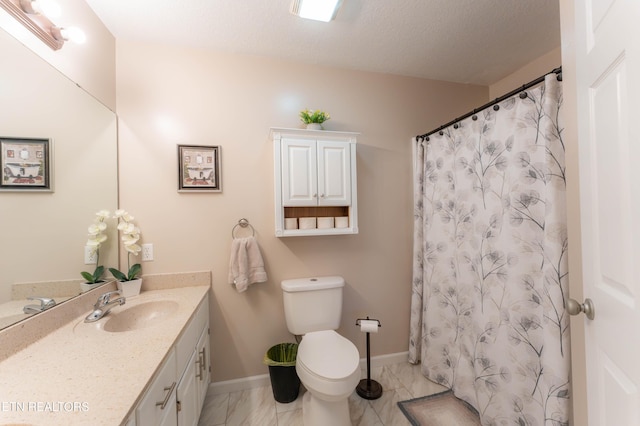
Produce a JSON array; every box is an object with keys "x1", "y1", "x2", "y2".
[{"x1": 297, "y1": 330, "x2": 359, "y2": 380}]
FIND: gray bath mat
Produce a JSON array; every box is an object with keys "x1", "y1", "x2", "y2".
[{"x1": 397, "y1": 390, "x2": 481, "y2": 426}]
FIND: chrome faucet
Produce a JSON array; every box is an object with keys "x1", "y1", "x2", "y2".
[
  {"x1": 23, "y1": 297, "x2": 56, "y2": 314},
  {"x1": 84, "y1": 290, "x2": 125, "y2": 323}
]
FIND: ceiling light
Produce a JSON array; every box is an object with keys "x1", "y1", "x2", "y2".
[{"x1": 291, "y1": 0, "x2": 343, "y2": 22}]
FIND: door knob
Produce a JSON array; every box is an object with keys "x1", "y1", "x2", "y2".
[{"x1": 567, "y1": 298, "x2": 595, "y2": 320}]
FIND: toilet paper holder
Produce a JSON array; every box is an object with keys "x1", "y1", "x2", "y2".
[{"x1": 355, "y1": 317, "x2": 382, "y2": 400}]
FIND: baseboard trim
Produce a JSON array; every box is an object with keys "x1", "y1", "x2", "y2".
[{"x1": 209, "y1": 351, "x2": 409, "y2": 395}]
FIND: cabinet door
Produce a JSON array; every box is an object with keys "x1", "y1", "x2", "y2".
[
  {"x1": 281, "y1": 138, "x2": 317, "y2": 206},
  {"x1": 196, "y1": 326, "x2": 211, "y2": 411},
  {"x1": 317, "y1": 140, "x2": 351, "y2": 206},
  {"x1": 177, "y1": 350, "x2": 199, "y2": 426},
  {"x1": 137, "y1": 350, "x2": 177, "y2": 426}
]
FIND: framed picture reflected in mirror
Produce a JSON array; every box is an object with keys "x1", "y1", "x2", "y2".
[{"x1": 0, "y1": 137, "x2": 53, "y2": 192}]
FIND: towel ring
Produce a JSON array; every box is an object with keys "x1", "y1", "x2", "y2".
[{"x1": 232, "y1": 218, "x2": 255, "y2": 238}]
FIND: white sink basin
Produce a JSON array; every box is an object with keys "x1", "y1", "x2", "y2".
[{"x1": 102, "y1": 300, "x2": 179, "y2": 332}]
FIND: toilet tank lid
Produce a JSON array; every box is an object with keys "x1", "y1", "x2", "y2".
[{"x1": 281, "y1": 276, "x2": 345, "y2": 292}]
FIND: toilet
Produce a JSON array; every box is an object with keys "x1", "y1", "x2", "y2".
[{"x1": 281, "y1": 276, "x2": 360, "y2": 426}]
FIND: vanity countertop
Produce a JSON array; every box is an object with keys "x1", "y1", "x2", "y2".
[{"x1": 0, "y1": 285, "x2": 209, "y2": 425}]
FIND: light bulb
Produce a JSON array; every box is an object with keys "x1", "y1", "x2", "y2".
[
  {"x1": 52, "y1": 26, "x2": 86, "y2": 44},
  {"x1": 61, "y1": 26, "x2": 86, "y2": 44},
  {"x1": 38, "y1": 0, "x2": 61, "y2": 18},
  {"x1": 23, "y1": 0, "x2": 61, "y2": 18}
]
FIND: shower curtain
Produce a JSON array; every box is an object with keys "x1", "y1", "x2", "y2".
[{"x1": 409, "y1": 73, "x2": 569, "y2": 425}]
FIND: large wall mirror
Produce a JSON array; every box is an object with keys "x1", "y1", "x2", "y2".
[{"x1": 0, "y1": 27, "x2": 118, "y2": 330}]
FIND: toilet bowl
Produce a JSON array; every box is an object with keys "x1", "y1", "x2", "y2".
[{"x1": 296, "y1": 330, "x2": 360, "y2": 426}]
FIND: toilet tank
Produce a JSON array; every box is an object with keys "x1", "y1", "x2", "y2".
[{"x1": 281, "y1": 276, "x2": 345, "y2": 335}]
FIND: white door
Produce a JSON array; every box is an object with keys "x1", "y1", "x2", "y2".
[
  {"x1": 317, "y1": 140, "x2": 351, "y2": 206},
  {"x1": 281, "y1": 138, "x2": 317, "y2": 206},
  {"x1": 568, "y1": 0, "x2": 640, "y2": 424}
]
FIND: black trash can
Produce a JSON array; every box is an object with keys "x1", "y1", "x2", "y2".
[{"x1": 264, "y1": 342, "x2": 300, "y2": 403}]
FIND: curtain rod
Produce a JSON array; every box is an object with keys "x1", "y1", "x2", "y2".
[{"x1": 416, "y1": 66, "x2": 562, "y2": 141}]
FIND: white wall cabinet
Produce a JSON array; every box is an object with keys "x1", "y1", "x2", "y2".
[
  {"x1": 136, "y1": 298, "x2": 210, "y2": 426},
  {"x1": 272, "y1": 128, "x2": 358, "y2": 236}
]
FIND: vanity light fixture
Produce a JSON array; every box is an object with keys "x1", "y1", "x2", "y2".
[
  {"x1": 0, "y1": 0, "x2": 85, "y2": 50},
  {"x1": 291, "y1": 0, "x2": 343, "y2": 22}
]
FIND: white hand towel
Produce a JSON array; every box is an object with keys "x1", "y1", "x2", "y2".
[{"x1": 228, "y1": 236, "x2": 267, "y2": 292}]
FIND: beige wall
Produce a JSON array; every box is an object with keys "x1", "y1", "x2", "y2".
[
  {"x1": 116, "y1": 40, "x2": 487, "y2": 382},
  {"x1": 489, "y1": 47, "x2": 562, "y2": 99},
  {"x1": 0, "y1": 0, "x2": 116, "y2": 109}
]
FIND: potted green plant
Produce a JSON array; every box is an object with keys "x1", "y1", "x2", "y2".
[
  {"x1": 264, "y1": 342, "x2": 300, "y2": 403},
  {"x1": 108, "y1": 209, "x2": 143, "y2": 298},
  {"x1": 299, "y1": 109, "x2": 330, "y2": 130},
  {"x1": 80, "y1": 210, "x2": 111, "y2": 292}
]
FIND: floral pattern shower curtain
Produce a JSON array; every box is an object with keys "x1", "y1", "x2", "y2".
[{"x1": 409, "y1": 74, "x2": 569, "y2": 425}]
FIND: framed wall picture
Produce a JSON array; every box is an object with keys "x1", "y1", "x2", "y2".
[
  {"x1": 0, "y1": 137, "x2": 53, "y2": 192},
  {"x1": 178, "y1": 144, "x2": 221, "y2": 192}
]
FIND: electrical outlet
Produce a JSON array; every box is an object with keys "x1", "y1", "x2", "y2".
[
  {"x1": 84, "y1": 245, "x2": 97, "y2": 264},
  {"x1": 142, "y1": 243, "x2": 154, "y2": 261}
]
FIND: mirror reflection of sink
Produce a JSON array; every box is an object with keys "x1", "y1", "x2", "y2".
[{"x1": 102, "y1": 300, "x2": 179, "y2": 332}]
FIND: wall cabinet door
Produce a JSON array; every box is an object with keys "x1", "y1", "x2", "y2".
[
  {"x1": 281, "y1": 138, "x2": 317, "y2": 206},
  {"x1": 317, "y1": 140, "x2": 350, "y2": 206}
]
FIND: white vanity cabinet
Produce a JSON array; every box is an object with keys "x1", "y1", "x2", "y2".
[
  {"x1": 272, "y1": 128, "x2": 358, "y2": 236},
  {"x1": 136, "y1": 298, "x2": 210, "y2": 426}
]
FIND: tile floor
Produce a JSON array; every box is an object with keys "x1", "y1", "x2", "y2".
[{"x1": 198, "y1": 362, "x2": 448, "y2": 426}]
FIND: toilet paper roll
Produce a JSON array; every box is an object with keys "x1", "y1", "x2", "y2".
[
  {"x1": 317, "y1": 217, "x2": 334, "y2": 229},
  {"x1": 299, "y1": 217, "x2": 317, "y2": 230},
  {"x1": 335, "y1": 216, "x2": 349, "y2": 228},
  {"x1": 359, "y1": 319, "x2": 379, "y2": 333},
  {"x1": 284, "y1": 218, "x2": 298, "y2": 230}
]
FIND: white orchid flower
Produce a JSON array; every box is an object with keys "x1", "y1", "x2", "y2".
[
  {"x1": 87, "y1": 232, "x2": 106, "y2": 243},
  {"x1": 110, "y1": 208, "x2": 143, "y2": 281},
  {"x1": 96, "y1": 210, "x2": 110, "y2": 219},
  {"x1": 125, "y1": 243, "x2": 141, "y2": 254},
  {"x1": 122, "y1": 234, "x2": 140, "y2": 244},
  {"x1": 118, "y1": 222, "x2": 136, "y2": 233}
]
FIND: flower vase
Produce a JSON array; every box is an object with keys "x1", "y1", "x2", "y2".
[
  {"x1": 117, "y1": 278, "x2": 142, "y2": 298},
  {"x1": 80, "y1": 281, "x2": 105, "y2": 293},
  {"x1": 306, "y1": 123, "x2": 322, "y2": 130}
]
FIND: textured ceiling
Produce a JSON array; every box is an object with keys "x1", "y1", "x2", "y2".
[{"x1": 84, "y1": 0, "x2": 561, "y2": 86}]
